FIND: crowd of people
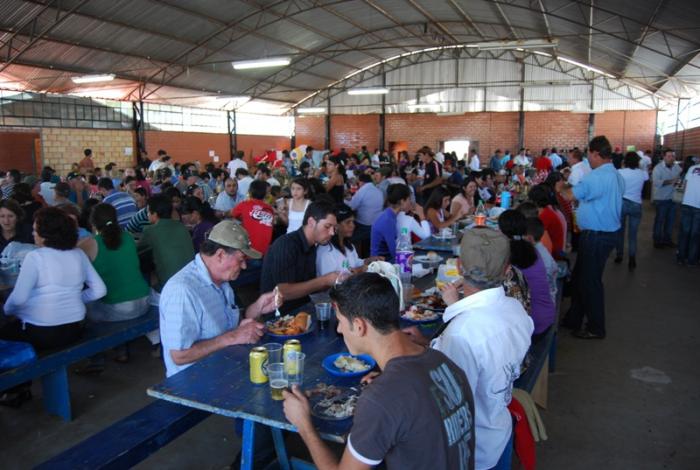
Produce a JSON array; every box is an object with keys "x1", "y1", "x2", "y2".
[{"x1": 0, "y1": 136, "x2": 698, "y2": 469}]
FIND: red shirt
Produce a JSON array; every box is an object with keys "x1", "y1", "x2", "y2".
[
  {"x1": 539, "y1": 206, "x2": 564, "y2": 255},
  {"x1": 534, "y1": 157, "x2": 552, "y2": 172},
  {"x1": 231, "y1": 199, "x2": 274, "y2": 255}
]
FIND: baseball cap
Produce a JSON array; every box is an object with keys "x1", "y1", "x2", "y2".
[
  {"x1": 207, "y1": 220, "x2": 262, "y2": 259},
  {"x1": 459, "y1": 227, "x2": 510, "y2": 287}
]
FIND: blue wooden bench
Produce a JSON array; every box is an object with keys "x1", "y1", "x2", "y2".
[
  {"x1": 0, "y1": 306, "x2": 159, "y2": 421},
  {"x1": 35, "y1": 400, "x2": 209, "y2": 470}
]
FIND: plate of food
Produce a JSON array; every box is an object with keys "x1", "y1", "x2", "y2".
[
  {"x1": 322, "y1": 353, "x2": 376, "y2": 378},
  {"x1": 307, "y1": 383, "x2": 360, "y2": 421},
  {"x1": 401, "y1": 305, "x2": 441, "y2": 323},
  {"x1": 414, "y1": 251, "x2": 442, "y2": 265},
  {"x1": 412, "y1": 288, "x2": 447, "y2": 311},
  {"x1": 265, "y1": 312, "x2": 313, "y2": 339}
]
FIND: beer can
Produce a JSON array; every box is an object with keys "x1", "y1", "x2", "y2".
[
  {"x1": 283, "y1": 339, "x2": 302, "y2": 374},
  {"x1": 249, "y1": 346, "x2": 269, "y2": 384}
]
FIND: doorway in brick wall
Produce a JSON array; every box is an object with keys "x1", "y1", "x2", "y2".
[
  {"x1": 442, "y1": 140, "x2": 470, "y2": 161},
  {"x1": 0, "y1": 129, "x2": 40, "y2": 174}
]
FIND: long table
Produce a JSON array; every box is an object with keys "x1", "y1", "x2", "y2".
[{"x1": 148, "y1": 318, "x2": 364, "y2": 470}]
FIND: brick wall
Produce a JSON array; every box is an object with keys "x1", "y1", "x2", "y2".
[
  {"x1": 0, "y1": 129, "x2": 40, "y2": 174},
  {"x1": 664, "y1": 126, "x2": 700, "y2": 157},
  {"x1": 293, "y1": 110, "x2": 658, "y2": 158},
  {"x1": 385, "y1": 112, "x2": 520, "y2": 155},
  {"x1": 145, "y1": 131, "x2": 290, "y2": 168},
  {"x1": 523, "y1": 112, "x2": 589, "y2": 153},
  {"x1": 145, "y1": 131, "x2": 229, "y2": 166},
  {"x1": 294, "y1": 115, "x2": 325, "y2": 149},
  {"x1": 42, "y1": 128, "x2": 134, "y2": 174},
  {"x1": 331, "y1": 114, "x2": 380, "y2": 153},
  {"x1": 595, "y1": 110, "x2": 657, "y2": 152}
]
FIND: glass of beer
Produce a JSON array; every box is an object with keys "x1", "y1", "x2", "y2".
[
  {"x1": 315, "y1": 303, "x2": 332, "y2": 330},
  {"x1": 267, "y1": 363, "x2": 287, "y2": 401}
]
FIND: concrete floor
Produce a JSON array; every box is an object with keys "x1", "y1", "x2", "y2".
[{"x1": 1, "y1": 204, "x2": 698, "y2": 470}]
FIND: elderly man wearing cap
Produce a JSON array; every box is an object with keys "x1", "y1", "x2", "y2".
[
  {"x1": 404, "y1": 228, "x2": 533, "y2": 470},
  {"x1": 159, "y1": 220, "x2": 280, "y2": 378}
]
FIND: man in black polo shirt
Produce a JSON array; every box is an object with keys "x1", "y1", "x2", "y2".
[
  {"x1": 416, "y1": 146, "x2": 443, "y2": 203},
  {"x1": 261, "y1": 201, "x2": 339, "y2": 314}
]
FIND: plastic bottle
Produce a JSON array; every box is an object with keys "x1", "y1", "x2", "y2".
[
  {"x1": 475, "y1": 201, "x2": 487, "y2": 226},
  {"x1": 500, "y1": 190, "x2": 511, "y2": 209},
  {"x1": 395, "y1": 227, "x2": 414, "y2": 275},
  {"x1": 335, "y1": 259, "x2": 352, "y2": 285}
]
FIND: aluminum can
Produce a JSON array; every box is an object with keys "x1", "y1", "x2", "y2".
[
  {"x1": 249, "y1": 346, "x2": 269, "y2": 384},
  {"x1": 283, "y1": 339, "x2": 302, "y2": 374}
]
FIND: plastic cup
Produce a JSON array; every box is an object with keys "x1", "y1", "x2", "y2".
[
  {"x1": 402, "y1": 282, "x2": 414, "y2": 308},
  {"x1": 285, "y1": 351, "x2": 305, "y2": 386},
  {"x1": 315, "y1": 303, "x2": 332, "y2": 330},
  {"x1": 267, "y1": 363, "x2": 287, "y2": 400},
  {"x1": 263, "y1": 343, "x2": 283, "y2": 364}
]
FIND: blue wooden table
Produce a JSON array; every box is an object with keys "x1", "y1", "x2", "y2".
[
  {"x1": 147, "y1": 320, "x2": 364, "y2": 470},
  {"x1": 413, "y1": 236, "x2": 456, "y2": 253}
]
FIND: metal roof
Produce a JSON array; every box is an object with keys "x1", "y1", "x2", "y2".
[{"x1": 0, "y1": 0, "x2": 698, "y2": 113}]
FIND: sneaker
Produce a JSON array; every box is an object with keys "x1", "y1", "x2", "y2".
[{"x1": 572, "y1": 329, "x2": 605, "y2": 339}]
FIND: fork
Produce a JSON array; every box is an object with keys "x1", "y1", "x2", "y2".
[{"x1": 274, "y1": 286, "x2": 281, "y2": 317}]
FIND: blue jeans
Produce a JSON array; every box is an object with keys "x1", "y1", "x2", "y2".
[
  {"x1": 563, "y1": 230, "x2": 617, "y2": 336},
  {"x1": 653, "y1": 199, "x2": 677, "y2": 244},
  {"x1": 616, "y1": 199, "x2": 642, "y2": 257},
  {"x1": 489, "y1": 429, "x2": 514, "y2": 470},
  {"x1": 677, "y1": 204, "x2": 700, "y2": 265}
]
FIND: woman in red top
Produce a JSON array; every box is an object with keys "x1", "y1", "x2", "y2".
[
  {"x1": 534, "y1": 150, "x2": 553, "y2": 173},
  {"x1": 528, "y1": 184, "x2": 566, "y2": 258}
]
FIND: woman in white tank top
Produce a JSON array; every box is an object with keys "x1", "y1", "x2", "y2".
[{"x1": 281, "y1": 178, "x2": 311, "y2": 233}]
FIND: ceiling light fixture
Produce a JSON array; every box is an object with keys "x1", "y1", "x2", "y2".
[
  {"x1": 347, "y1": 87, "x2": 390, "y2": 95},
  {"x1": 71, "y1": 74, "x2": 116, "y2": 84},
  {"x1": 474, "y1": 39, "x2": 558, "y2": 51},
  {"x1": 232, "y1": 57, "x2": 291, "y2": 70},
  {"x1": 296, "y1": 107, "x2": 326, "y2": 114}
]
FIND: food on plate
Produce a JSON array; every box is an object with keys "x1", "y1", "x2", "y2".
[
  {"x1": 411, "y1": 286, "x2": 423, "y2": 299},
  {"x1": 307, "y1": 383, "x2": 360, "y2": 420},
  {"x1": 426, "y1": 251, "x2": 440, "y2": 260},
  {"x1": 415, "y1": 293, "x2": 447, "y2": 310},
  {"x1": 401, "y1": 305, "x2": 439, "y2": 322},
  {"x1": 266, "y1": 312, "x2": 311, "y2": 335},
  {"x1": 333, "y1": 355, "x2": 371, "y2": 373},
  {"x1": 305, "y1": 382, "x2": 344, "y2": 399},
  {"x1": 315, "y1": 393, "x2": 358, "y2": 419}
]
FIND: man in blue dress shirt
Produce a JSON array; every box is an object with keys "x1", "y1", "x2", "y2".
[{"x1": 556, "y1": 136, "x2": 623, "y2": 339}]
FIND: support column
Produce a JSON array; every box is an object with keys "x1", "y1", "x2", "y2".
[
  {"x1": 324, "y1": 99, "x2": 331, "y2": 150},
  {"x1": 380, "y1": 73, "x2": 386, "y2": 152},
  {"x1": 132, "y1": 100, "x2": 145, "y2": 165},
  {"x1": 290, "y1": 110, "x2": 296, "y2": 150},
  {"x1": 227, "y1": 110, "x2": 237, "y2": 160},
  {"x1": 587, "y1": 81, "x2": 595, "y2": 143},
  {"x1": 517, "y1": 59, "x2": 525, "y2": 149}
]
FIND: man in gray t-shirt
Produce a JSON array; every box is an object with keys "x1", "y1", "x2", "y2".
[{"x1": 283, "y1": 273, "x2": 475, "y2": 470}]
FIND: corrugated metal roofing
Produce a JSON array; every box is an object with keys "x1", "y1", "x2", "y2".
[{"x1": 0, "y1": 0, "x2": 697, "y2": 113}]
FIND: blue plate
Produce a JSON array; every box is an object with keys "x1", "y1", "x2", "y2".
[
  {"x1": 322, "y1": 353, "x2": 376, "y2": 378},
  {"x1": 265, "y1": 318, "x2": 315, "y2": 340},
  {"x1": 401, "y1": 310, "x2": 442, "y2": 324}
]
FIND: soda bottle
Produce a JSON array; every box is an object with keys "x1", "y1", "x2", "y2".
[
  {"x1": 395, "y1": 227, "x2": 414, "y2": 275},
  {"x1": 475, "y1": 201, "x2": 487, "y2": 226}
]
